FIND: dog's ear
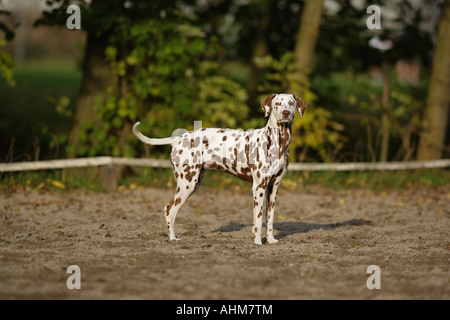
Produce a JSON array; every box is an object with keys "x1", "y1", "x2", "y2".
[
  {"x1": 293, "y1": 95, "x2": 307, "y2": 119},
  {"x1": 260, "y1": 94, "x2": 276, "y2": 117}
]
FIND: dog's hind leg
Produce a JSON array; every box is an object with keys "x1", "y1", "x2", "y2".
[{"x1": 164, "y1": 165, "x2": 204, "y2": 240}]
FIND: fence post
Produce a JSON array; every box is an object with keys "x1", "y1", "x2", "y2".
[{"x1": 98, "y1": 165, "x2": 118, "y2": 191}]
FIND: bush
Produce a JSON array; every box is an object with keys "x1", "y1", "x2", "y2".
[{"x1": 70, "y1": 17, "x2": 249, "y2": 158}]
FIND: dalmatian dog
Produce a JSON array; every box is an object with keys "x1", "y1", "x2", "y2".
[{"x1": 133, "y1": 93, "x2": 307, "y2": 245}]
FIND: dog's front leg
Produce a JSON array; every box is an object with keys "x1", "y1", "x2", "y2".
[
  {"x1": 252, "y1": 178, "x2": 269, "y2": 245},
  {"x1": 266, "y1": 183, "x2": 280, "y2": 244},
  {"x1": 266, "y1": 168, "x2": 286, "y2": 244}
]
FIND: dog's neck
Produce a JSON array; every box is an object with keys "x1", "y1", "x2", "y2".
[
  {"x1": 265, "y1": 112, "x2": 293, "y2": 132},
  {"x1": 265, "y1": 112, "x2": 293, "y2": 158},
  {"x1": 265, "y1": 112, "x2": 279, "y2": 129}
]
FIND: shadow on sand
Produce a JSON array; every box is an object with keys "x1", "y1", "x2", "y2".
[{"x1": 211, "y1": 219, "x2": 371, "y2": 240}]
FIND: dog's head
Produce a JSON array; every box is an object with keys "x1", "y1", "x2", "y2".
[{"x1": 260, "y1": 93, "x2": 307, "y2": 123}]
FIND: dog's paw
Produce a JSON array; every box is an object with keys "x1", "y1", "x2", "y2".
[
  {"x1": 254, "y1": 238, "x2": 263, "y2": 245},
  {"x1": 267, "y1": 237, "x2": 278, "y2": 244}
]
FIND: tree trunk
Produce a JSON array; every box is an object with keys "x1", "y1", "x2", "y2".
[
  {"x1": 64, "y1": 0, "x2": 116, "y2": 187},
  {"x1": 380, "y1": 63, "x2": 391, "y2": 162},
  {"x1": 247, "y1": 0, "x2": 276, "y2": 108},
  {"x1": 416, "y1": 0, "x2": 450, "y2": 160},
  {"x1": 68, "y1": 31, "x2": 114, "y2": 156},
  {"x1": 292, "y1": 0, "x2": 324, "y2": 91}
]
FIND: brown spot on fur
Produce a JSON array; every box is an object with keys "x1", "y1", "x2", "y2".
[
  {"x1": 175, "y1": 198, "x2": 181, "y2": 206},
  {"x1": 223, "y1": 136, "x2": 227, "y2": 141},
  {"x1": 165, "y1": 199, "x2": 174, "y2": 216},
  {"x1": 184, "y1": 165, "x2": 196, "y2": 182},
  {"x1": 277, "y1": 125, "x2": 291, "y2": 157},
  {"x1": 203, "y1": 139, "x2": 209, "y2": 148},
  {"x1": 236, "y1": 166, "x2": 252, "y2": 183},
  {"x1": 269, "y1": 201, "x2": 275, "y2": 211}
]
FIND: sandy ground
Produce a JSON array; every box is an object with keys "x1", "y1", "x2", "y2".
[{"x1": 0, "y1": 184, "x2": 449, "y2": 300}]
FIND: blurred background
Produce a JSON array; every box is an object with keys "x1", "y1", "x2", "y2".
[{"x1": 0, "y1": 0, "x2": 448, "y2": 167}]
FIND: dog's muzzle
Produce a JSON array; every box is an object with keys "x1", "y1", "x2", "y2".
[{"x1": 280, "y1": 110, "x2": 291, "y2": 122}]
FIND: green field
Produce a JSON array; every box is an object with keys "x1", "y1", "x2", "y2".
[
  {"x1": 1, "y1": 167, "x2": 449, "y2": 193},
  {"x1": 0, "y1": 63, "x2": 81, "y2": 162}
]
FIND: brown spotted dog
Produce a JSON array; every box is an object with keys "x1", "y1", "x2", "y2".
[{"x1": 133, "y1": 93, "x2": 307, "y2": 245}]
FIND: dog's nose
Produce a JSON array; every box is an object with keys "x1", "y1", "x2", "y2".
[{"x1": 282, "y1": 110, "x2": 290, "y2": 118}]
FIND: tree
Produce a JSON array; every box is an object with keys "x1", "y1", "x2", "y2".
[
  {"x1": 417, "y1": 0, "x2": 450, "y2": 160},
  {"x1": 37, "y1": 0, "x2": 248, "y2": 159},
  {"x1": 246, "y1": 0, "x2": 276, "y2": 108},
  {"x1": 67, "y1": 0, "x2": 115, "y2": 158},
  {"x1": 292, "y1": 0, "x2": 324, "y2": 90}
]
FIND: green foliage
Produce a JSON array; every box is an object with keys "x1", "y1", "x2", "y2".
[
  {"x1": 69, "y1": 14, "x2": 249, "y2": 158},
  {"x1": 255, "y1": 53, "x2": 347, "y2": 162},
  {"x1": 0, "y1": 36, "x2": 15, "y2": 87},
  {"x1": 312, "y1": 72, "x2": 427, "y2": 161},
  {"x1": 0, "y1": 5, "x2": 15, "y2": 86},
  {"x1": 195, "y1": 75, "x2": 249, "y2": 128}
]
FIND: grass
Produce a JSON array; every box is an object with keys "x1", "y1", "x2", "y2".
[{"x1": 1, "y1": 168, "x2": 448, "y2": 194}]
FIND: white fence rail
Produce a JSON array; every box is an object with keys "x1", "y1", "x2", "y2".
[{"x1": 1, "y1": 157, "x2": 449, "y2": 173}]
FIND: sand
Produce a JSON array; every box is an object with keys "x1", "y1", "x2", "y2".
[{"x1": 0, "y1": 184, "x2": 449, "y2": 299}]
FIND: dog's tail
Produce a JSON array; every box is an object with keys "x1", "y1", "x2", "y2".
[{"x1": 133, "y1": 122, "x2": 174, "y2": 145}]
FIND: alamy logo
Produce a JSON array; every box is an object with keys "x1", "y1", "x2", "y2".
[
  {"x1": 366, "y1": 5, "x2": 381, "y2": 30},
  {"x1": 66, "y1": 5, "x2": 81, "y2": 30},
  {"x1": 366, "y1": 265, "x2": 381, "y2": 289},
  {"x1": 66, "y1": 265, "x2": 81, "y2": 289}
]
